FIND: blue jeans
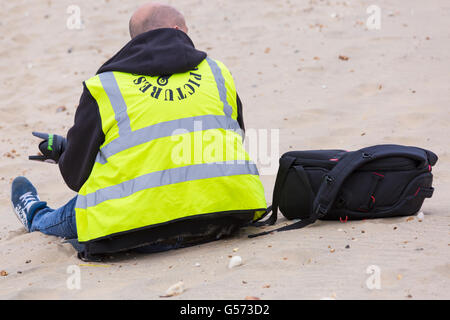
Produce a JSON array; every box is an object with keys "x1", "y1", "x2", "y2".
[
  {"x1": 29, "y1": 196, "x2": 188, "y2": 253},
  {"x1": 30, "y1": 196, "x2": 78, "y2": 239}
]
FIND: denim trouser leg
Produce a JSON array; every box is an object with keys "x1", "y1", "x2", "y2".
[
  {"x1": 29, "y1": 196, "x2": 78, "y2": 239},
  {"x1": 28, "y1": 196, "x2": 179, "y2": 254}
]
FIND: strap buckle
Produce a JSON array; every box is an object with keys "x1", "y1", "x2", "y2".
[
  {"x1": 315, "y1": 204, "x2": 328, "y2": 218},
  {"x1": 324, "y1": 175, "x2": 335, "y2": 184}
]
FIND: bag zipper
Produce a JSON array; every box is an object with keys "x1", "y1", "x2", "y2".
[{"x1": 292, "y1": 157, "x2": 419, "y2": 172}]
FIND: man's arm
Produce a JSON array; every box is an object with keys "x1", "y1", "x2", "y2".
[{"x1": 58, "y1": 84, "x2": 105, "y2": 192}]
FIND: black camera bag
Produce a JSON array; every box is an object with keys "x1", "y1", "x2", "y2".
[{"x1": 250, "y1": 145, "x2": 438, "y2": 237}]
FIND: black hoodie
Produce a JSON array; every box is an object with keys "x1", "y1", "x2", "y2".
[{"x1": 59, "y1": 29, "x2": 245, "y2": 192}]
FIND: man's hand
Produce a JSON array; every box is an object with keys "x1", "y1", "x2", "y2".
[{"x1": 29, "y1": 132, "x2": 67, "y2": 164}]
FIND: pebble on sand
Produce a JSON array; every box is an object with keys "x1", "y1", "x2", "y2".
[
  {"x1": 161, "y1": 281, "x2": 185, "y2": 298},
  {"x1": 417, "y1": 212, "x2": 424, "y2": 221},
  {"x1": 228, "y1": 256, "x2": 243, "y2": 269},
  {"x1": 56, "y1": 106, "x2": 67, "y2": 113}
]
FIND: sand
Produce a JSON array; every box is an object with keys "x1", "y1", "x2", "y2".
[{"x1": 0, "y1": 0, "x2": 449, "y2": 300}]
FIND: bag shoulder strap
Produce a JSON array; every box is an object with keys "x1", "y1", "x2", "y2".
[{"x1": 313, "y1": 144, "x2": 430, "y2": 220}]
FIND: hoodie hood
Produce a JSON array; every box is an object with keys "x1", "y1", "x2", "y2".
[{"x1": 97, "y1": 28, "x2": 207, "y2": 76}]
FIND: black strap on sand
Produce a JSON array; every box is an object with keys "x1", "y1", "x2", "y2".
[
  {"x1": 249, "y1": 145, "x2": 430, "y2": 238},
  {"x1": 248, "y1": 216, "x2": 316, "y2": 238}
]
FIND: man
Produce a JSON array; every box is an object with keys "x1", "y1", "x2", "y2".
[{"x1": 11, "y1": 3, "x2": 267, "y2": 260}]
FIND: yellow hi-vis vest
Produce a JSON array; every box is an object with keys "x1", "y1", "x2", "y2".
[{"x1": 75, "y1": 58, "x2": 267, "y2": 243}]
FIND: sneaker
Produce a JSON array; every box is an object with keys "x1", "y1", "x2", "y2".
[{"x1": 11, "y1": 177, "x2": 45, "y2": 231}]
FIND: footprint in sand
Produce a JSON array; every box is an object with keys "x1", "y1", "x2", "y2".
[
  {"x1": 354, "y1": 83, "x2": 383, "y2": 97},
  {"x1": 6, "y1": 228, "x2": 27, "y2": 240}
]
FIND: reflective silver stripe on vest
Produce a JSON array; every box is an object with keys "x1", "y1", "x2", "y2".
[
  {"x1": 205, "y1": 58, "x2": 233, "y2": 118},
  {"x1": 76, "y1": 160, "x2": 258, "y2": 209},
  {"x1": 95, "y1": 59, "x2": 239, "y2": 164},
  {"x1": 96, "y1": 114, "x2": 242, "y2": 164},
  {"x1": 99, "y1": 72, "x2": 132, "y2": 136}
]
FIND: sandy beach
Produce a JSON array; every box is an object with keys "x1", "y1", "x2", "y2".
[{"x1": 0, "y1": 0, "x2": 449, "y2": 299}]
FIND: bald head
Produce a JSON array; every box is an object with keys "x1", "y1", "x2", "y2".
[{"x1": 129, "y1": 2, "x2": 188, "y2": 39}]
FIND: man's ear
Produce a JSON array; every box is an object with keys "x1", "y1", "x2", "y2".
[{"x1": 173, "y1": 25, "x2": 188, "y2": 33}]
